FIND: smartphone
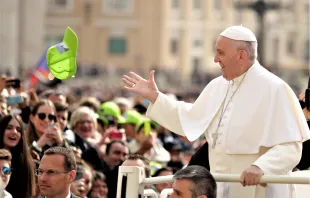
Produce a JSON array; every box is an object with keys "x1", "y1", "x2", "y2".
[
  {"x1": 109, "y1": 129, "x2": 123, "y2": 139},
  {"x1": 6, "y1": 79, "x2": 21, "y2": 89},
  {"x1": 6, "y1": 95, "x2": 23, "y2": 105}
]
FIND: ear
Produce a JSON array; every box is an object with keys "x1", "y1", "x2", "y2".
[
  {"x1": 197, "y1": 195, "x2": 208, "y2": 198},
  {"x1": 68, "y1": 170, "x2": 77, "y2": 183},
  {"x1": 238, "y1": 50, "x2": 247, "y2": 63},
  {"x1": 30, "y1": 114, "x2": 35, "y2": 123}
]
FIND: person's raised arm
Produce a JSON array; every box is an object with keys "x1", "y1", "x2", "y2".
[{"x1": 122, "y1": 70, "x2": 159, "y2": 104}]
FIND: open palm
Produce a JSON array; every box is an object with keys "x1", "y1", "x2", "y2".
[{"x1": 122, "y1": 70, "x2": 159, "y2": 103}]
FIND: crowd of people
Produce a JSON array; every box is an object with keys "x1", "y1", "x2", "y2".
[
  {"x1": 0, "y1": 73, "x2": 205, "y2": 198},
  {"x1": 0, "y1": 25, "x2": 309, "y2": 198}
]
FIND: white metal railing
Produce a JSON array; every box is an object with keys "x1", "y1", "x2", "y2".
[
  {"x1": 143, "y1": 189, "x2": 158, "y2": 198},
  {"x1": 116, "y1": 166, "x2": 310, "y2": 198}
]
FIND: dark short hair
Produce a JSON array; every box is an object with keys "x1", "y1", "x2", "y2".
[
  {"x1": 54, "y1": 102, "x2": 69, "y2": 112},
  {"x1": 152, "y1": 167, "x2": 173, "y2": 177},
  {"x1": 105, "y1": 140, "x2": 126, "y2": 155},
  {"x1": 173, "y1": 165, "x2": 216, "y2": 198},
  {"x1": 126, "y1": 154, "x2": 151, "y2": 178},
  {"x1": 0, "y1": 149, "x2": 12, "y2": 165},
  {"x1": 93, "y1": 171, "x2": 106, "y2": 182},
  {"x1": 44, "y1": 147, "x2": 76, "y2": 171}
]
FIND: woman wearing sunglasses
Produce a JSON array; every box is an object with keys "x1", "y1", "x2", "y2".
[
  {"x1": 27, "y1": 99, "x2": 69, "y2": 159},
  {"x1": 0, "y1": 149, "x2": 13, "y2": 198},
  {"x1": 0, "y1": 115, "x2": 36, "y2": 198}
]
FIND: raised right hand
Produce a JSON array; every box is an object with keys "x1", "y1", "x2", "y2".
[{"x1": 122, "y1": 70, "x2": 159, "y2": 104}]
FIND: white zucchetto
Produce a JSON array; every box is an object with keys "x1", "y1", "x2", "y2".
[{"x1": 220, "y1": 25, "x2": 257, "y2": 42}]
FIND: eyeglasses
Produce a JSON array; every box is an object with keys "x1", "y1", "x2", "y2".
[
  {"x1": 1, "y1": 167, "x2": 12, "y2": 175},
  {"x1": 35, "y1": 169, "x2": 70, "y2": 176},
  {"x1": 37, "y1": 113, "x2": 57, "y2": 122}
]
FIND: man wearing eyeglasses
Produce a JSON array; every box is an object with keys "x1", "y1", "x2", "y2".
[
  {"x1": 37, "y1": 147, "x2": 80, "y2": 198},
  {"x1": 0, "y1": 149, "x2": 13, "y2": 198}
]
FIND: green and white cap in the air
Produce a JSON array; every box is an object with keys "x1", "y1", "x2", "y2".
[{"x1": 46, "y1": 27, "x2": 78, "y2": 80}]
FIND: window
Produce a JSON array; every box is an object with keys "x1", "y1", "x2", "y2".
[
  {"x1": 55, "y1": 0, "x2": 67, "y2": 6},
  {"x1": 47, "y1": 0, "x2": 72, "y2": 10},
  {"x1": 109, "y1": 38, "x2": 127, "y2": 54},
  {"x1": 286, "y1": 33, "x2": 295, "y2": 55},
  {"x1": 193, "y1": 39, "x2": 203, "y2": 48},
  {"x1": 214, "y1": 0, "x2": 221, "y2": 10},
  {"x1": 45, "y1": 36, "x2": 63, "y2": 48},
  {"x1": 103, "y1": 0, "x2": 134, "y2": 15},
  {"x1": 170, "y1": 39, "x2": 179, "y2": 55},
  {"x1": 172, "y1": 0, "x2": 180, "y2": 9},
  {"x1": 304, "y1": 40, "x2": 310, "y2": 61},
  {"x1": 193, "y1": 0, "x2": 201, "y2": 9}
]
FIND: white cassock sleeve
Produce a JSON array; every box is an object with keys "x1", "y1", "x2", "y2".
[
  {"x1": 147, "y1": 92, "x2": 186, "y2": 137},
  {"x1": 253, "y1": 142, "x2": 302, "y2": 175}
]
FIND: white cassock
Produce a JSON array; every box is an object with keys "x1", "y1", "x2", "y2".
[{"x1": 146, "y1": 61, "x2": 310, "y2": 198}]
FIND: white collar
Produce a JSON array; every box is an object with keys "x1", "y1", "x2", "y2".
[
  {"x1": 44, "y1": 192, "x2": 71, "y2": 198},
  {"x1": 66, "y1": 192, "x2": 71, "y2": 198},
  {"x1": 231, "y1": 61, "x2": 257, "y2": 84}
]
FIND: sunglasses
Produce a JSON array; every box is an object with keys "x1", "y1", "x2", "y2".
[
  {"x1": 37, "y1": 113, "x2": 57, "y2": 122},
  {"x1": 1, "y1": 167, "x2": 12, "y2": 175}
]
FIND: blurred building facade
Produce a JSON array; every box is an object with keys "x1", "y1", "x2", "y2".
[
  {"x1": 0, "y1": 0, "x2": 45, "y2": 77},
  {"x1": 0, "y1": 0, "x2": 309, "y2": 88}
]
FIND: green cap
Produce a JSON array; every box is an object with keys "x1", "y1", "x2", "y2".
[
  {"x1": 135, "y1": 118, "x2": 158, "y2": 136},
  {"x1": 98, "y1": 101, "x2": 125, "y2": 124},
  {"x1": 46, "y1": 27, "x2": 78, "y2": 80},
  {"x1": 123, "y1": 110, "x2": 142, "y2": 125}
]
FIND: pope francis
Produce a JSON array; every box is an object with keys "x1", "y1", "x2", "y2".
[{"x1": 122, "y1": 25, "x2": 310, "y2": 198}]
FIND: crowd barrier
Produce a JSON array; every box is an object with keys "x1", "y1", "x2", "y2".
[{"x1": 116, "y1": 166, "x2": 310, "y2": 198}]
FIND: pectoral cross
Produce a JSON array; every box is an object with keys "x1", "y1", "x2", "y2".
[{"x1": 212, "y1": 131, "x2": 219, "y2": 148}]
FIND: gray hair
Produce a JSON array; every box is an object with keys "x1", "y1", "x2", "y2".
[
  {"x1": 70, "y1": 106, "x2": 98, "y2": 130},
  {"x1": 173, "y1": 165, "x2": 216, "y2": 198},
  {"x1": 233, "y1": 40, "x2": 258, "y2": 61}
]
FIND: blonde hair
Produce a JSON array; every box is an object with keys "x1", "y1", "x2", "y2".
[{"x1": 70, "y1": 106, "x2": 98, "y2": 130}]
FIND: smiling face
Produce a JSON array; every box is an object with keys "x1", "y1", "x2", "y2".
[
  {"x1": 74, "y1": 114, "x2": 95, "y2": 139},
  {"x1": 38, "y1": 154, "x2": 75, "y2": 197},
  {"x1": 31, "y1": 105, "x2": 57, "y2": 135},
  {"x1": 214, "y1": 36, "x2": 241, "y2": 80},
  {"x1": 3, "y1": 118, "x2": 22, "y2": 149}
]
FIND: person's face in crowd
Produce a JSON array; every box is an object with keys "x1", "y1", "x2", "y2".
[
  {"x1": 214, "y1": 36, "x2": 240, "y2": 81},
  {"x1": 123, "y1": 123, "x2": 136, "y2": 139},
  {"x1": 38, "y1": 154, "x2": 76, "y2": 197},
  {"x1": 91, "y1": 179, "x2": 108, "y2": 198},
  {"x1": 3, "y1": 117, "x2": 21, "y2": 149},
  {"x1": 154, "y1": 170, "x2": 173, "y2": 193},
  {"x1": 136, "y1": 128, "x2": 156, "y2": 143},
  {"x1": 79, "y1": 168, "x2": 93, "y2": 198},
  {"x1": 118, "y1": 104, "x2": 127, "y2": 115},
  {"x1": 57, "y1": 110, "x2": 68, "y2": 131},
  {"x1": 48, "y1": 94, "x2": 66, "y2": 104},
  {"x1": 75, "y1": 114, "x2": 95, "y2": 139},
  {"x1": 105, "y1": 142, "x2": 128, "y2": 167},
  {"x1": 31, "y1": 105, "x2": 56, "y2": 135},
  {"x1": 0, "y1": 160, "x2": 12, "y2": 188},
  {"x1": 170, "y1": 179, "x2": 200, "y2": 198}
]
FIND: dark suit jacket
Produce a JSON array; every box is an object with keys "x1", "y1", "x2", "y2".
[{"x1": 40, "y1": 193, "x2": 80, "y2": 198}]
